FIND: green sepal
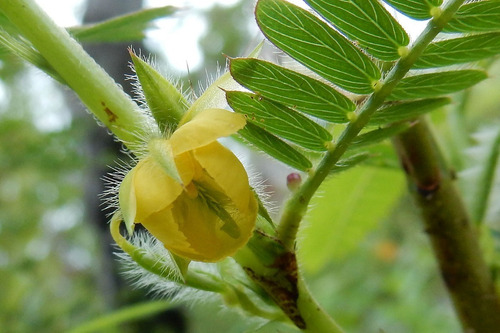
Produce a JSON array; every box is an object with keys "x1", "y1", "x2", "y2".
[
  {"x1": 305, "y1": 0, "x2": 410, "y2": 61},
  {"x1": 168, "y1": 252, "x2": 191, "y2": 282},
  {"x1": 130, "y1": 50, "x2": 188, "y2": 131},
  {"x1": 69, "y1": 6, "x2": 176, "y2": 43},
  {"x1": 254, "y1": 191, "x2": 275, "y2": 230},
  {"x1": 148, "y1": 138, "x2": 183, "y2": 184},
  {"x1": 118, "y1": 171, "x2": 137, "y2": 236}
]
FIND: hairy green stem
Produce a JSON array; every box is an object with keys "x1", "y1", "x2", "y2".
[
  {"x1": 393, "y1": 120, "x2": 500, "y2": 332},
  {"x1": 0, "y1": 0, "x2": 150, "y2": 147},
  {"x1": 277, "y1": 0, "x2": 468, "y2": 250},
  {"x1": 234, "y1": 238, "x2": 344, "y2": 332}
]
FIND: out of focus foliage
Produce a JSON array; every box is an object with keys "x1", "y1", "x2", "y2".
[{"x1": 1, "y1": 0, "x2": 500, "y2": 332}]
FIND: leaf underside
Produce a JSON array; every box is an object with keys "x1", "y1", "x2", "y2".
[
  {"x1": 227, "y1": 91, "x2": 332, "y2": 151},
  {"x1": 414, "y1": 32, "x2": 500, "y2": 69},
  {"x1": 383, "y1": 0, "x2": 442, "y2": 20},
  {"x1": 305, "y1": 0, "x2": 409, "y2": 61},
  {"x1": 443, "y1": 1, "x2": 500, "y2": 33},
  {"x1": 238, "y1": 122, "x2": 312, "y2": 171},
  {"x1": 256, "y1": 0, "x2": 380, "y2": 94},
  {"x1": 230, "y1": 57, "x2": 355, "y2": 123}
]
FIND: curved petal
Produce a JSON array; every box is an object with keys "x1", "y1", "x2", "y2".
[
  {"x1": 193, "y1": 141, "x2": 250, "y2": 212},
  {"x1": 133, "y1": 156, "x2": 183, "y2": 222},
  {"x1": 118, "y1": 168, "x2": 137, "y2": 235},
  {"x1": 173, "y1": 151, "x2": 195, "y2": 185},
  {"x1": 141, "y1": 190, "x2": 257, "y2": 262},
  {"x1": 170, "y1": 108, "x2": 246, "y2": 155},
  {"x1": 172, "y1": 191, "x2": 257, "y2": 262},
  {"x1": 141, "y1": 207, "x2": 196, "y2": 256}
]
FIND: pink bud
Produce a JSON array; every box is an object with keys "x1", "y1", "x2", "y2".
[{"x1": 287, "y1": 173, "x2": 302, "y2": 191}]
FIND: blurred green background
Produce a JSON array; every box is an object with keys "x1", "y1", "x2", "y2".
[{"x1": 1, "y1": 1, "x2": 499, "y2": 332}]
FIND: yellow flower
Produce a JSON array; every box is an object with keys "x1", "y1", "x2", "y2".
[{"x1": 119, "y1": 108, "x2": 257, "y2": 262}]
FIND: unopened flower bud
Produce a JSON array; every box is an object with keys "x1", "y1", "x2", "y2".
[{"x1": 287, "y1": 173, "x2": 302, "y2": 191}]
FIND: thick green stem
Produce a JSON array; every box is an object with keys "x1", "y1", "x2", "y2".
[
  {"x1": 0, "y1": 0, "x2": 151, "y2": 147},
  {"x1": 296, "y1": 276, "x2": 344, "y2": 333},
  {"x1": 393, "y1": 119, "x2": 500, "y2": 333},
  {"x1": 234, "y1": 232, "x2": 344, "y2": 332},
  {"x1": 277, "y1": 0, "x2": 468, "y2": 250}
]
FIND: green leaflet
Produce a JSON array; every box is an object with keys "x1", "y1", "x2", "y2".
[
  {"x1": 0, "y1": 30, "x2": 63, "y2": 83},
  {"x1": 255, "y1": 0, "x2": 381, "y2": 94},
  {"x1": 349, "y1": 123, "x2": 411, "y2": 150},
  {"x1": 369, "y1": 98, "x2": 450, "y2": 125},
  {"x1": 229, "y1": 58, "x2": 355, "y2": 123},
  {"x1": 443, "y1": 1, "x2": 500, "y2": 33},
  {"x1": 238, "y1": 122, "x2": 312, "y2": 171},
  {"x1": 227, "y1": 91, "x2": 332, "y2": 151},
  {"x1": 388, "y1": 70, "x2": 487, "y2": 100},
  {"x1": 329, "y1": 153, "x2": 370, "y2": 175},
  {"x1": 69, "y1": 6, "x2": 176, "y2": 42},
  {"x1": 305, "y1": 0, "x2": 409, "y2": 61},
  {"x1": 130, "y1": 51, "x2": 188, "y2": 130},
  {"x1": 414, "y1": 32, "x2": 500, "y2": 68},
  {"x1": 382, "y1": 0, "x2": 442, "y2": 20}
]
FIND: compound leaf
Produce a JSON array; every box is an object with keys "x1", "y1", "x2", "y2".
[{"x1": 256, "y1": 0, "x2": 380, "y2": 94}]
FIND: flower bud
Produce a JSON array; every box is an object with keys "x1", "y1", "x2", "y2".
[
  {"x1": 286, "y1": 173, "x2": 302, "y2": 191},
  {"x1": 119, "y1": 108, "x2": 258, "y2": 262}
]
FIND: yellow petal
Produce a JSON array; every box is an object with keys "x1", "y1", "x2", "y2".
[
  {"x1": 141, "y1": 190, "x2": 257, "y2": 262},
  {"x1": 193, "y1": 141, "x2": 250, "y2": 212},
  {"x1": 173, "y1": 151, "x2": 195, "y2": 185},
  {"x1": 172, "y1": 191, "x2": 257, "y2": 262},
  {"x1": 141, "y1": 207, "x2": 196, "y2": 254},
  {"x1": 133, "y1": 156, "x2": 183, "y2": 222},
  {"x1": 169, "y1": 108, "x2": 246, "y2": 155},
  {"x1": 118, "y1": 168, "x2": 137, "y2": 235}
]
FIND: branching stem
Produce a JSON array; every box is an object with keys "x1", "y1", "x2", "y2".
[{"x1": 278, "y1": 0, "x2": 468, "y2": 250}]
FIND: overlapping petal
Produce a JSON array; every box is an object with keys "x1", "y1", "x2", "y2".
[
  {"x1": 118, "y1": 108, "x2": 257, "y2": 262},
  {"x1": 170, "y1": 108, "x2": 246, "y2": 155}
]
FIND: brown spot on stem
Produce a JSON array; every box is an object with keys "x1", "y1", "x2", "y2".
[{"x1": 101, "y1": 102, "x2": 118, "y2": 123}]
